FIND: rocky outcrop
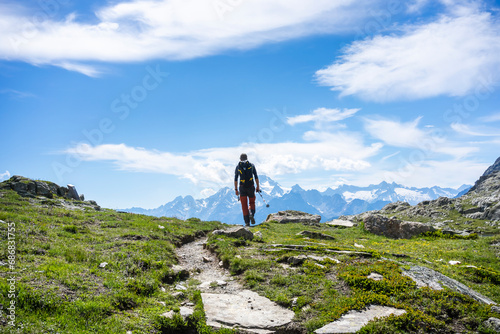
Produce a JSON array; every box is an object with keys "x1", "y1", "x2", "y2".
[
  {"x1": 0, "y1": 176, "x2": 100, "y2": 210},
  {"x1": 1, "y1": 175, "x2": 82, "y2": 201},
  {"x1": 363, "y1": 214, "x2": 435, "y2": 239},
  {"x1": 67, "y1": 184, "x2": 80, "y2": 200},
  {"x1": 265, "y1": 210, "x2": 321, "y2": 226},
  {"x1": 212, "y1": 226, "x2": 254, "y2": 240},
  {"x1": 482, "y1": 157, "x2": 500, "y2": 177}
]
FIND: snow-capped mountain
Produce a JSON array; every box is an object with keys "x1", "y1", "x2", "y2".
[{"x1": 122, "y1": 175, "x2": 469, "y2": 225}]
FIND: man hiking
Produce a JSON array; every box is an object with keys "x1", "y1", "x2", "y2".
[{"x1": 234, "y1": 153, "x2": 260, "y2": 226}]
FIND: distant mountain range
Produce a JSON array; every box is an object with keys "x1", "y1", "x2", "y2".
[{"x1": 122, "y1": 176, "x2": 470, "y2": 225}]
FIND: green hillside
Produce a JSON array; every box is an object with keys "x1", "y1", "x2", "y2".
[{"x1": 1, "y1": 177, "x2": 499, "y2": 333}]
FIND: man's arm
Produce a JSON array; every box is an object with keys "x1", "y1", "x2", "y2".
[
  {"x1": 234, "y1": 165, "x2": 239, "y2": 196},
  {"x1": 253, "y1": 164, "x2": 260, "y2": 193}
]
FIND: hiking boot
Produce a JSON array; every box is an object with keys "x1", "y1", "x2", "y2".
[
  {"x1": 249, "y1": 209, "x2": 256, "y2": 225},
  {"x1": 244, "y1": 215, "x2": 250, "y2": 227}
]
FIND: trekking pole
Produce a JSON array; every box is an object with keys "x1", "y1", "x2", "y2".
[{"x1": 257, "y1": 190, "x2": 270, "y2": 208}]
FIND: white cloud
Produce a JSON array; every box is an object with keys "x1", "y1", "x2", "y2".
[
  {"x1": 478, "y1": 112, "x2": 500, "y2": 123},
  {"x1": 54, "y1": 62, "x2": 103, "y2": 78},
  {"x1": 0, "y1": 0, "x2": 374, "y2": 76},
  {"x1": 0, "y1": 89, "x2": 35, "y2": 99},
  {"x1": 0, "y1": 171, "x2": 11, "y2": 181},
  {"x1": 364, "y1": 117, "x2": 427, "y2": 148},
  {"x1": 406, "y1": 0, "x2": 432, "y2": 13},
  {"x1": 451, "y1": 122, "x2": 500, "y2": 136},
  {"x1": 316, "y1": 6, "x2": 500, "y2": 101},
  {"x1": 364, "y1": 117, "x2": 478, "y2": 158},
  {"x1": 287, "y1": 108, "x2": 359, "y2": 128},
  {"x1": 63, "y1": 128, "x2": 381, "y2": 189},
  {"x1": 382, "y1": 159, "x2": 487, "y2": 188}
]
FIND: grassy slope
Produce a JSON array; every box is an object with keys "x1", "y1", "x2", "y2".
[
  {"x1": 0, "y1": 190, "x2": 225, "y2": 333},
  {"x1": 1, "y1": 187, "x2": 499, "y2": 333}
]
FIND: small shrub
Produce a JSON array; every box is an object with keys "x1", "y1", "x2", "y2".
[
  {"x1": 113, "y1": 291, "x2": 139, "y2": 310},
  {"x1": 63, "y1": 225, "x2": 78, "y2": 233},
  {"x1": 127, "y1": 277, "x2": 158, "y2": 296}
]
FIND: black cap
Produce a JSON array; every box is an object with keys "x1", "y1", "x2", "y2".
[{"x1": 240, "y1": 153, "x2": 247, "y2": 161}]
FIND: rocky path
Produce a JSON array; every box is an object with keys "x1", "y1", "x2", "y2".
[
  {"x1": 174, "y1": 235, "x2": 296, "y2": 334},
  {"x1": 171, "y1": 229, "x2": 412, "y2": 334},
  {"x1": 175, "y1": 237, "x2": 242, "y2": 293}
]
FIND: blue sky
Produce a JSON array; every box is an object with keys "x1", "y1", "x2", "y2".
[{"x1": 1, "y1": 0, "x2": 500, "y2": 209}]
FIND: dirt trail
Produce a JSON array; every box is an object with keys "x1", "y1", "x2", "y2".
[{"x1": 175, "y1": 237, "x2": 243, "y2": 293}]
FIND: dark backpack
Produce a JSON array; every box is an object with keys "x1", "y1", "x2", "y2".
[{"x1": 238, "y1": 161, "x2": 254, "y2": 187}]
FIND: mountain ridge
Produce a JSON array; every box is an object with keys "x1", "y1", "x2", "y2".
[{"x1": 122, "y1": 176, "x2": 469, "y2": 225}]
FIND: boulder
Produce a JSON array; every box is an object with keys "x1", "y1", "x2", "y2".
[
  {"x1": 57, "y1": 186, "x2": 69, "y2": 197},
  {"x1": 67, "y1": 184, "x2": 80, "y2": 200},
  {"x1": 161, "y1": 306, "x2": 194, "y2": 321},
  {"x1": 265, "y1": 210, "x2": 321, "y2": 226},
  {"x1": 381, "y1": 201, "x2": 411, "y2": 212},
  {"x1": 484, "y1": 317, "x2": 500, "y2": 332},
  {"x1": 212, "y1": 226, "x2": 254, "y2": 240},
  {"x1": 484, "y1": 202, "x2": 500, "y2": 221},
  {"x1": 363, "y1": 214, "x2": 435, "y2": 239}
]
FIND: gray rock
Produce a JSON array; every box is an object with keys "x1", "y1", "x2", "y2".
[
  {"x1": 161, "y1": 306, "x2": 194, "y2": 321},
  {"x1": 212, "y1": 226, "x2": 254, "y2": 240},
  {"x1": 288, "y1": 255, "x2": 308, "y2": 265},
  {"x1": 367, "y1": 273, "x2": 384, "y2": 281},
  {"x1": 483, "y1": 157, "x2": 500, "y2": 177},
  {"x1": 403, "y1": 266, "x2": 496, "y2": 304},
  {"x1": 57, "y1": 186, "x2": 68, "y2": 197},
  {"x1": 325, "y1": 219, "x2": 356, "y2": 228},
  {"x1": 67, "y1": 184, "x2": 80, "y2": 200},
  {"x1": 484, "y1": 317, "x2": 500, "y2": 332},
  {"x1": 35, "y1": 181, "x2": 52, "y2": 197},
  {"x1": 314, "y1": 305, "x2": 406, "y2": 333},
  {"x1": 201, "y1": 290, "x2": 294, "y2": 333},
  {"x1": 491, "y1": 305, "x2": 500, "y2": 314},
  {"x1": 364, "y1": 214, "x2": 435, "y2": 239},
  {"x1": 171, "y1": 291, "x2": 184, "y2": 299},
  {"x1": 297, "y1": 230, "x2": 335, "y2": 240},
  {"x1": 381, "y1": 201, "x2": 411, "y2": 212},
  {"x1": 265, "y1": 210, "x2": 321, "y2": 226}
]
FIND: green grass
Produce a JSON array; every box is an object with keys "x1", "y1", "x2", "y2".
[
  {"x1": 207, "y1": 221, "x2": 500, "y2": 333},
  {"x1": 0, "y1": 189, "x2": 226, "y2": 333},
  {"x1": 1, "y1": 186, "x2": 500, "y2": 333}
]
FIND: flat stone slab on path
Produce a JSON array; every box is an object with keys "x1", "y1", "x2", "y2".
[
  {"x1": 202, "y1": 289, "x2": 294, "y2": 334},
  {"x1": 315, "y1": 305, "x2": 406, "y2": 334}
]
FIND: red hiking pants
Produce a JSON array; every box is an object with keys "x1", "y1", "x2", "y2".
[
  {"x1": 240, "y1": 195, "x2": 256, "y2": 216},
  {"x1": 239, "y1": 186, "x2": 256, "y2": 216}
]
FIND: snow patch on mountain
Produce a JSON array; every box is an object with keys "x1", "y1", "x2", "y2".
[
  {"x1": 122, "y1": 176, "x2": 469, "y2": 225},
  {"x1": 343, "y1": 190, "x2": 377, "y2": 202}
]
